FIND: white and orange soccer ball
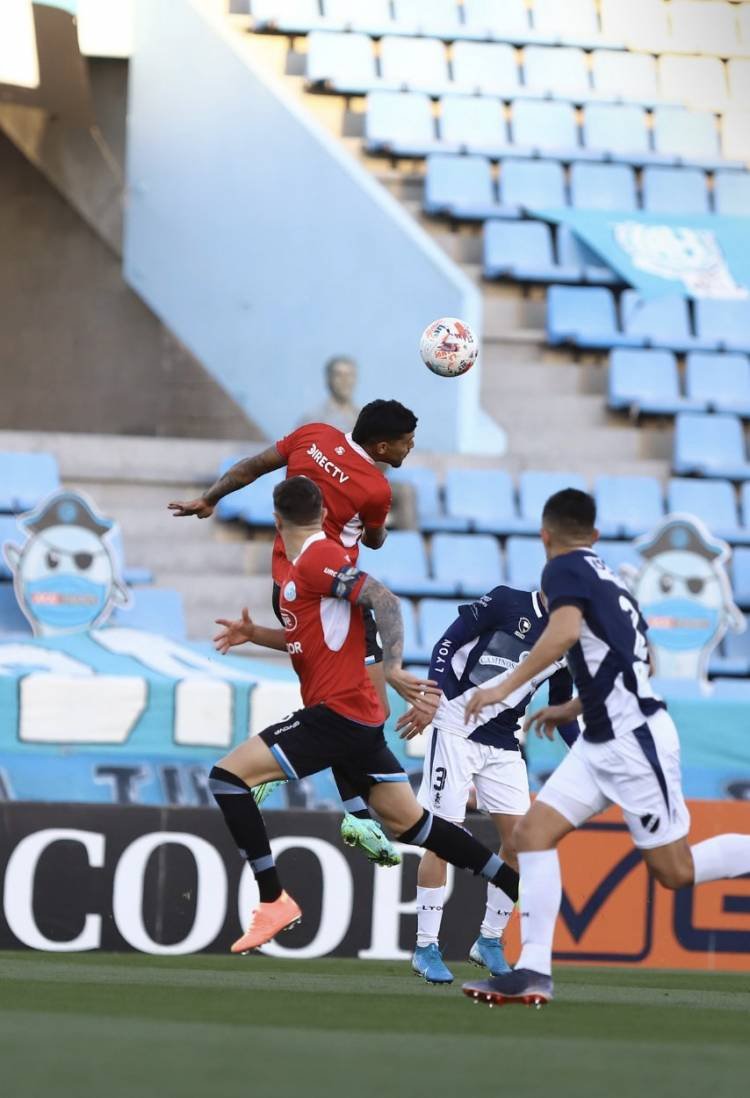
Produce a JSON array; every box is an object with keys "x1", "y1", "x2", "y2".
[{"x1": 419, "y1": 317, "x2": 478, "y2": 378}]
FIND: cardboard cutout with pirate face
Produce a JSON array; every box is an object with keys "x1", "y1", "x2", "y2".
[
  {"x1": 625, "y1": 514, "x2": 744, "y2": 681},
  {"x1": 2, "y1": 490, "x2": 130, "y2": 637}
]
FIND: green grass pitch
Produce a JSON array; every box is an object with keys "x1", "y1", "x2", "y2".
[{"x1": 1, "y1": 952, "x2": 747, "y2": 1098}]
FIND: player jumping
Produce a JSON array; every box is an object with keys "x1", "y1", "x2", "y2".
[
  {"x1": 462, "y1": 488, "x2": 750, "y2": 1007},
  {"x1": 169, "y1": 399, "x2": 417, "y2": 867},
  {"x1": 397, "y1": 586, "x2": 579, "y2": 985},
  {"x1": 209, "y1": 476, "x2": 522, "y2": 952}
]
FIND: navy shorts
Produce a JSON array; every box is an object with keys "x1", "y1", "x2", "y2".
[
  {"x1": 260, "y1": 704, "x2": 407, "y2": 793},
  {"x1": 272, "y1": 582, "x2": 383, "y2": 665}
]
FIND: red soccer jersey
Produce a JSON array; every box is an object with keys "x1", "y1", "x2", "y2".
[
  {"x1": 277, "y1": 533, "x2": 385, "y2": 726},
  {"x1": 272, "y1": 423, "x2": 392, "y2": 584}
]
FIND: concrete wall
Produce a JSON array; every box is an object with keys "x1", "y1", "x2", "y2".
[
  {"x1": 0, "y1": 131, "x2": 258, "y2": 439},
  {"x1": 124, "y1": 0, "x2": 503, "y2": 453}
]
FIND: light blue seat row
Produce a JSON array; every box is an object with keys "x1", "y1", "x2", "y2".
[
  {"x1": 425, "y1": 158, "x2": 750, "y2": 222},
  {"x1": 253, "y1": 0, "x2": 614, "y2": 46},
  {"x1": 0, "y1": 451, "x2": 60, "y2": 513},
  {"x1": 673, "y1": 414, "x2": 750, "y2": 482},
  {"x1": 307, "y1": 32, "x2": 749, "y2": 111},
  {"x1": 426, "y1": 159, "x2": 746, "y2": 220},
  {"x1": 359, "y1": 531, "x2": 503, "y2": 597},
  {"x1": 548, "y1": 287, "x2": 750, "y2": 353},
  {"x1": 366, "y1": 93, "x2": 744, "y2": 167},
  {"x1": 486, "y1": 220, "x2": 619, "y2": 284},
  {"x1": 609, "y1": 350, "x2": 750, "y2": 418}
]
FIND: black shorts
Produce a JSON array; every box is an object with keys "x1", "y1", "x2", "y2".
[
  {"x1": 260, "y1": 704, "x2": 407, "y2": 793},
  {"x1": 271, "y1": 581, "x2": 383, "y2": 665}
]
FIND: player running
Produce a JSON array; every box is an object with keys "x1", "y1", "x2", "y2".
[
  {"x1": 169, "y1": 399, "x2": 417, "y2": 867},
  {"x1": 396, "y1": 586, "x2": 579, "y2": 985},
  {"x1": 209, "y1": 476, "x2": 523, "y2": 952},
  {"x1": 462, "y1": 488, "x2": 750, "y2": 1007}
]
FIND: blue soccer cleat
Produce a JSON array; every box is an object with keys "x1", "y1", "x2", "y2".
[
  {"x1": 412, "y1": 944, "x2": 454, "y2": 985},
  {"x1": 462, "y1": 968, "x2": 553, "y2": 1008},
  {"x1": 468, "y1": 935, "x2": 511, "y2": 976}
]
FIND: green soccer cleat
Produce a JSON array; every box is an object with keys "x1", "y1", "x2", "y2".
[
  {"x1": 340, "y1": 813, "x2": 402, "y2": 867},
  {"x1": 252, "y1": 780, "x2": 285, "y2": 807}
]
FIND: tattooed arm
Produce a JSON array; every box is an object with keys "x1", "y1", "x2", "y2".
[
  {"x1": 168, "y1": 445, "x2": 286, "y2": 518},
  {"x1": 355, "y1": 576, "x2": 438, "y2": 707}
]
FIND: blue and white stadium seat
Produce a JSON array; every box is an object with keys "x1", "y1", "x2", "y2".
[
  {"x1": 423, "y1": 155, "x2": 506, "y2": 219},
  {"x1": 569, "y1": 162, "x2": 638, "y2": 211},
  {"x1": 594, "y1": 475, "x2": 664, "y2": 538},
  {"x1": 641, "y1": 166, "x2": 710, "y2": 214},
  {"x1": 443, "y1": 469, "x2": 516, "y2": 534},
  {"x1": 608, "y1": 349, "x2": 704, "y2": 416},
  {"x1": 483, "y1": 221, "x2": 580, "y2": 283},
  {"x1": 431, "y1": 532, "x2": 503, "y2": 596},
  {"x1": 667, "y1": 478, "x2": 749, "y2": 544},
  {"x1": 685, "y1": 354, "x2": 750, "y2": 417},
  {"x1": 505, "y1": 536, "x2": 546, "y2": 591},
  {"x1": 673, "y1": 413, "x2": 750, "y2": 480},
  {"x1": 694, "y1": 299, "x2": 750, "y2": 353}
]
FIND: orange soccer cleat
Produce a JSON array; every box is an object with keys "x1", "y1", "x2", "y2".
[{"x1": 231, "y1": 891, "x2": 302, "y2": 954}]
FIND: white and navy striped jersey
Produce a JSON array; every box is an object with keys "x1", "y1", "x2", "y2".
[
  {"x1": 542, "y1": 547, "x2": 665, "y2": 743},
  {"x1": 428, "y1": 585, "x2": 579, "y2": 749}
]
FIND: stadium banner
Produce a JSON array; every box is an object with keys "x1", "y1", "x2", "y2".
[
  {"x1": 1, "y1": 802, "x2": 748, "y2": 970},
  {"x1": 534, "y1": 208, "x2": 750, "y2": 299}
]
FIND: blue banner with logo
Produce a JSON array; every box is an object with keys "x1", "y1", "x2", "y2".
[{"x1": 535, "y1": 208, "x2": 750, "y2": 299}]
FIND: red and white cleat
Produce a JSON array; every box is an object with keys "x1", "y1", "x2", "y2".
[{"x1": 231, "y1": 891, "x2": 302, "y2": 954}]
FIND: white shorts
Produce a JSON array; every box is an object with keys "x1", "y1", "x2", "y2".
[
  {"x1": 536, "y1": 709, "x2": 690, "y2": 850},
  {"x1": 417, "y1": 725, "x2": 531, "y2": 825}
]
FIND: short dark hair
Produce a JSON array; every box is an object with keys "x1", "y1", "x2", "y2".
[
  {"x1": 351, "y1": 399, "x2": 418, "y2": 445},
  {"x1": 542, "y1": 488, "x2": 597, "y2": 539},
  {"x1": 273, "y1": 476, "x2": 323, "y2": 525}
]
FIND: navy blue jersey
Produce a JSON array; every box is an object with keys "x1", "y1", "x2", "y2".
[
  {"x1": 428, "y1": 585, "x2": 578, "y2": 750},
  {"x1": 542, "y1": 548, "x2": 665, "y2": 743}
]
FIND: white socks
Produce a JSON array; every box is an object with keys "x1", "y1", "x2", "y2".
[
  {"x1": 515, "y1": 849, "x2": 562, "y2": 977},
  {"x1": 480, "y1": 882, "x2": 515, "y2": 940},
  {"x1": 691, "y1": 834, "x2": 750, "y2": 884},
  {"x1": 416, "y1": 885, "x2": 445, "y2": 947}
]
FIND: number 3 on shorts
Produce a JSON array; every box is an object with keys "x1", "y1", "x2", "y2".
[{"x1": 433, "y1": 766, "x2": 447, "y2": 792}]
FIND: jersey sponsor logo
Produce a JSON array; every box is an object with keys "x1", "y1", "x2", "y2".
[
  {"x1": 285, "y1": 641, "x2": 303, "y2": 655},
  {"x1": 335, "y1": 446, "x2": 345, "y2": 455},
  {"x1": 280, "y1": 609, "x2": 297, "y2": 631},
  {"x1": 283, "y1": 581, "x2": 297, "y2": 602},
  {"x1": 478, "y1": 654, "x2": 517, "y2": 671},
  {"x1": 306, "y1": 443, "x2": 350, "y2": 484},
  {"x1": 514, "y1": 616, "x2": 532, "y2": 640}
]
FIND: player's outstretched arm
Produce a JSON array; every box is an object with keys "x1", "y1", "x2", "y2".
[
  {"x1": 168, "y1": 445, "x2": 286, "y2": 518},
  {"x1": 213, "y1": 608, "x2": 287, "y2": 654},
  {"x1": 356, "y1": 576, "x2": 439, "y2": 709},
  {"x1": 464, "y1": 605, "x2": 583, "y2": 724}
]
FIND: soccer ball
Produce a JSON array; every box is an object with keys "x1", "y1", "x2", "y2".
[{"x1": 419, "y1": 317, "x2": 478, "y2": 378}]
